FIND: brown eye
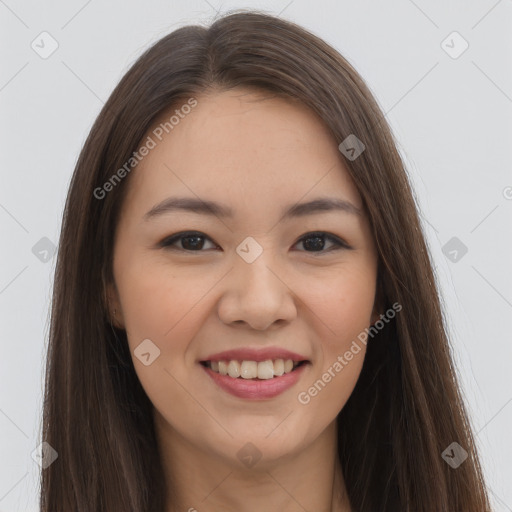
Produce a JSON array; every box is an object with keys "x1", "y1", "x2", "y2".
[
  {"x1": 160, "y1": 231, "x2": 218, "y2": 251},
  {"x1": 294, "y1": 232, "x2": 351, "y2": 253}
]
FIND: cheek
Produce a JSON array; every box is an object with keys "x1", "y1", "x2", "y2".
[
  {"x1": 113, "y1": 256, "x2": 213, "y2": 424},
  {"x1": 294, "y1": 261, "x2": 376, "y2": 416},
  {"x1": 114, "y1": 255, "x2": 225, "y2": 405},
  {"x1": 115, "y1": 255, "x2": 213, "y2": 348},
  {"x1": 304, "y1": 260, "x2": 377, "y2": 345}
]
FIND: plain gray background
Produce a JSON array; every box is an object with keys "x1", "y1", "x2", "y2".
[{"x1": 1, "y1": 1, "x2": 511, "y2": 510}]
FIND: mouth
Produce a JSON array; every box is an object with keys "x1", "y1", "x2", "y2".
[
  {"x1": 199, "y1": 359, "x2": 309, "y2": 380},
  {"x1": 199, "y1": 358, "x2": 310, "y2": 400}
]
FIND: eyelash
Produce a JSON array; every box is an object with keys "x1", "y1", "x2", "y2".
[{"x1": 159, "y1": 231, "x2": 352, "y2": 254}]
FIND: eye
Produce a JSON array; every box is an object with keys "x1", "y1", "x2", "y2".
[
  {"x1": 159, "y1": 231, "x2": 219, "y2": 251},
  {"x1": 159, "y1": 231, "x2": 351, "y2": 253},
  {"x1": 293, "y1": 232, "x2": 352, "y2": 253}
]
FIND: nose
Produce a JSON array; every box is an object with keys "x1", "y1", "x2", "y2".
[{"x1": 217, "y1": 249, "x2": 297, "y2": 331}]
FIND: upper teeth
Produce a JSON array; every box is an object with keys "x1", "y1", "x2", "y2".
[{"x1": 208, "y1": 359, "x2": 300, "y2": 379}]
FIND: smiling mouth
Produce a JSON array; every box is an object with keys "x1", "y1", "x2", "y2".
[{"x1": 200, "y1": 359, "x2": 309, "y2": 380}]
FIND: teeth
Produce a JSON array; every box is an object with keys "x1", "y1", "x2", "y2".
[
  {"x1": 241, "y1": 360, "x2": 258, "y2": 379},
  {"x1": 273, "y1": 359, "x2": 285, "y2": 376},
  {"x1": 257, "y1": 360, "x2": 274, "y2": 380},
  {"x1": 207, "y1": 358, "x2": 302, "y2": 379},
  {"x1": 218, "y1": 361, "x2": 228, "y2": 375},
  {"x1": 227, "y1": 360, "x2": 241, "y2": 378}
]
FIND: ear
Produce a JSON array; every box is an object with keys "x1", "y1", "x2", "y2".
[{"x1": 105, "y1": 280, "x2": 125, "y2": 330}]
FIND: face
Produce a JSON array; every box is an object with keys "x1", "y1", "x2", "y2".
[{"x1": 108, "y1": 87, "x2": 379, "y2": 466}]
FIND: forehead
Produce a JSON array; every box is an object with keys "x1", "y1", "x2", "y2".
[{"x1": 121, "y1": 88, "x2": 362, "y2": 222}]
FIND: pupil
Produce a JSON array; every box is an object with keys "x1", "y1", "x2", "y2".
[
  {"x1": 304, "y1": 235, "x2": 324, "y2": 251},
  {"x1": 183, "y1": 235, "x2": 203, "y2": 250}
]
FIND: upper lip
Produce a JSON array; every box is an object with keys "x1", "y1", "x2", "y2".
[{"x1": 200, "y1": 347, "x2": 309, "y2": 363}]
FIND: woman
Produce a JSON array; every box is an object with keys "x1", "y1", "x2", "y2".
[{"x1": 40, "y1": 10, "x2": 491, "y2": 512}]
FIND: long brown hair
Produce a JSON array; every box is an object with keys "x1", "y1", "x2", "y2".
[{"x1": 40, "y1": 10, "x2": 491, "y2": 511}]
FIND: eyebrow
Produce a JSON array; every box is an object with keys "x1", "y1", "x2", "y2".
[{"x1": 143, "y1": 196, "x2": 362, "y2": 221}]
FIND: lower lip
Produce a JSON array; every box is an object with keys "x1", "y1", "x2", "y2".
[{"x1": 201, "y1": 363, "x2": 309, "y2": 400}]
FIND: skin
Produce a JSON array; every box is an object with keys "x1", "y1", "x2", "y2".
[{"x1": 108, "y1": 87, "x2": 380, "y2": 512}]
